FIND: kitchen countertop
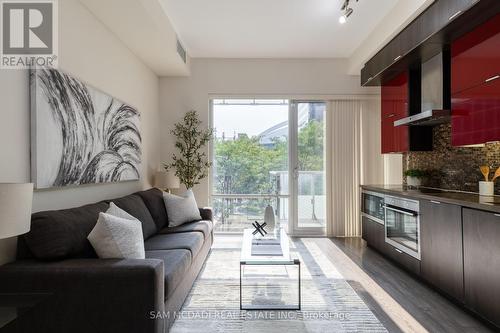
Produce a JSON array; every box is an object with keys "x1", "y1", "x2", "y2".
[{"x1": 362, "y1": 185, "x2": 500, "y2": 214}]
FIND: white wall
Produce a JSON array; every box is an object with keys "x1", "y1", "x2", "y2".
[
  {"x1": 159, "y1": 58, "x2": 380, "y2": 206},
  {"x1": 0, "y1": 0, "x2": 160, "y2": 264}
]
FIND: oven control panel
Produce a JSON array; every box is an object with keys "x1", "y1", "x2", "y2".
[{"x1": 385, "y1": 195, "x2": 419, "y2": 212}]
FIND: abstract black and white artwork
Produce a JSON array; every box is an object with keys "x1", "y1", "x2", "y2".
[{"x1": 30, "y1": 68, "x2": 142, "y2": 189}]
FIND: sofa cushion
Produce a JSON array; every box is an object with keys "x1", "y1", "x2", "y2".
[
  {"x1": 144, "y1": 232, "x2": 204, "y2": 258},
  {"x1": 158, "y1": 220, "x2": 213, "y2": 240},
  {"x1": 87, "y1": 208, "x2": 145, "y2": 259},
  {"x1": 146, "y1": 249, "x2": 192, "y2": 299},
  {"x1": 104, "y1": 194, "x2": 157, "y2": 239},
  {"x1": 25, "y1": 202, "x2": 109, "y2": 260},
  {"x1": 135, "y1": 188, "x2": 169, "y2": 229},
  {"x1": 163, "y1": 190, "x2": 202, "y2": 227}
]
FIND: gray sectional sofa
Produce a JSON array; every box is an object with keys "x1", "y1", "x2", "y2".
[{"x1": 0, "y1": 188, "x2": 213, "y2": 333}]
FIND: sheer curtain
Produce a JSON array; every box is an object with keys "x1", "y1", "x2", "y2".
[{"x1": 326, "y1": 99, "x2": 384, "y2": 237}]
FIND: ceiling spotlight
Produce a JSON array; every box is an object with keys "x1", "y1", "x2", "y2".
[
  {"x1": 339, "y1": 0, "x2": 357, "y2": 24},
  {"x1": 339, "y1": 7, "x2": 353, "y2": 24}
]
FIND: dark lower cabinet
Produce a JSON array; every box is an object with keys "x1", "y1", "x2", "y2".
[
  {"x1": 463, "y1": 208, "x2": 500, "y2": 327},
  {"x1": 362, "y1": 216, "x2": 385, "y2": 252},
  {"x1": 385, "y1": 244, "x2": 421, "y2": 276},
  {"x1": 420, "y1": 200, "x2": 464, "y2": 302}
]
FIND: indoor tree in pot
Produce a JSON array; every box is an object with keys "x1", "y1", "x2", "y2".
[
  {"x1": 164, "y1": 110, "x2": 213, "y2": 190},
  {"x1": 404, "y1": 169, "x2": 428, "y2": 187}
]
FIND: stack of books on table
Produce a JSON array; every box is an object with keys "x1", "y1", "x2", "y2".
[{"x1": 251, "y1": 237, "x2": 283, "y2": 256}]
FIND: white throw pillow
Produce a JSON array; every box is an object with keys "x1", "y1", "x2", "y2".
[
  {"x1": 87, "y1": 203, "x2": 145, "y2": 259},
  {"x1": 163, "y1": 190, "x2": 202, "y2": 227}
]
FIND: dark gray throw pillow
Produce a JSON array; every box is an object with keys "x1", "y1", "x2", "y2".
[{"x1": 106, "y1": 194, "x2": 157, "y2": 239}]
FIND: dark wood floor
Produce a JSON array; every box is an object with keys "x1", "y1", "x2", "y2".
[{"x1": 311, "y1": 237, "x2": 494, "y2": 333}]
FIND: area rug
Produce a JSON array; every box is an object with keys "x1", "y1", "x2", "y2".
[{"x1": 171, "y1": 237, "x2": 387, "y2": 333}]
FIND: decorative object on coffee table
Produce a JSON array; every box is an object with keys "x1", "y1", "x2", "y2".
[
  {"x1": 30, "y1": 68, "x2": 142, "y2": 189},
  {"x1": 0, "y1": 183, "x2": 33, "y2": 239},
  {"x1": 164, "y1": 111, "x2": 213, "y2": 189},
  {"x1": 154, "y1": 169, "x2": 180, "y2": 193},
  {"x1": 264, "y1": 205, "x2": 276, "y2": 231},
  {"x1": 251, "y1": 221, "x2": 267, "y2": 237}
]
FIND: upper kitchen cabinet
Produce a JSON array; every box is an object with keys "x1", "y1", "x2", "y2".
[
  {"x1": 381, "y1": 69, "x2": 433, "y2": 154},
  {"x1": 381, "y1": 72, "x2": 409, "y2": 153},
  {"x1": 451, "y1": 14, "x2": 500, "y2": 146},
  {"x1": 451, "y1": 14, "x2": 500, "y2": 94},
  {"x1": 361, "y1": 0, "x2": 498, "y2": 87}
]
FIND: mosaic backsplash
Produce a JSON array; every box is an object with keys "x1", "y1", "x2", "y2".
[{"x1": 403, "y1": 124, "x2": 500, "y2": 194}]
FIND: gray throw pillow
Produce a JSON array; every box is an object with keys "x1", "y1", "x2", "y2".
[
  {"x1": 163, "y1": 190, "x2": 202, "y2": 227},
  {"x1": 87, "y1": 203, "x2": 145, "y2": 259}
]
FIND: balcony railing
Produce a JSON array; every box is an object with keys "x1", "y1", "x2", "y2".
[{"x1": 211, "y1": 194, "x2": 289, "y2": 233}]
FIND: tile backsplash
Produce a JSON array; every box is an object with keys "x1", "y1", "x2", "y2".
[{"x1": 403, "y1": 124, "x2": 500, "y2": 194}]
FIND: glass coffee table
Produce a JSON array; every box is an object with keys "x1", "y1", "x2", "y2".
[{"x1": 240, "y1": 228, "x2": 301, "y2": 310}]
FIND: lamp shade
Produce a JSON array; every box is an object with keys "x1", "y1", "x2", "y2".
[
  {"x1": 0, "y1": 183, "x2": 33, "y2": 239},
  {"x1": 154, "y1": 170, "x2": 180, "y2": 189}
]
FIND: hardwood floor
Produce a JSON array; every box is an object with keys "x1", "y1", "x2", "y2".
[{"x1": 310, "y1": 237, "x2": 494, "y2": 333}]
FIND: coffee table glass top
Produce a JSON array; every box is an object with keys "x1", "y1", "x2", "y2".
[{"x1": 240, "y1": 228, "x2": 293, "y2": 265}]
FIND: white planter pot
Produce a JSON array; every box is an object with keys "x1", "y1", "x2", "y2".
[
  {"x1": 407, "y1": 176, "x2": 422, "y2": 187},
  {"x1": 479, "y1": 181, "x2": 494, "y2": 196}
]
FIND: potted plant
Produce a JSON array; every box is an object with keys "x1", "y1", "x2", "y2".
[
  {"x1": 164, "y1": 111, "x2": 213, "y2": 189},
  {"x1": 404, "y1": 169, "x2": 428, "y2": 187}
]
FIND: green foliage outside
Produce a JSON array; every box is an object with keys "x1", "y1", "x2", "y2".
[{"x1": 214, "y1": 120, "x2": 324, "y2": 195}]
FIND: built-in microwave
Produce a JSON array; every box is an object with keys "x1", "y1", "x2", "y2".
[{"x1": 361, "y1": 190, "x2": 385, "y2": 224}]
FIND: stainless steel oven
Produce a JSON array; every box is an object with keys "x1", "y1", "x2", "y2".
[
  {"x1": 384, "y1": 195, "x2": 420, "y2": 259},
  {"x1": 361, "y1": 190, "x2": 385, "y2": 224}
]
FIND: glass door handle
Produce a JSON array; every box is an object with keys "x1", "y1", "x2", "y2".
[{"x1": 384, "y1": 205, "x2": 417, "y2": 217}]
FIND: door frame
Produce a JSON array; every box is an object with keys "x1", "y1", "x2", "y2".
[{"x1": 208, "y1": 98, "x2": 329, "y2": 236}]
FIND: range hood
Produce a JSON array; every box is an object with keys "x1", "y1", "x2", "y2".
[
  {"x1": 394, "y1": 109, "x2": 450, "y2": 126},
  {"x1": 394, "y1": 52, "x2": 451, "y2": 127}
]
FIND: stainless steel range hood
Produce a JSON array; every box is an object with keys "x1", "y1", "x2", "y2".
[
  {"x1": 394, "y1": 52, "x2": 451, "y2": 127},
  {"x1": 394, "y1": 109, "x2": 450, "y2": 126}
]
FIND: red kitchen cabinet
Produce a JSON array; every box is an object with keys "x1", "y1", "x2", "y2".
[
  {"x1": 451, "y1": 14, "x2": 500, "y2": 146},
  {"x1": 452, "y1": 78, "x2": 500, "y2": 146},
  {"x1": 381, "y1": 72, "x2": 409, "y2": 153}
]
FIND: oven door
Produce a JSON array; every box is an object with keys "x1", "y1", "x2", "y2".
[{"x1": 384, "y1": 204, "x2": 420, "y2": 259}]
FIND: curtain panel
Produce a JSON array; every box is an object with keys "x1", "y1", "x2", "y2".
[{"x1": 327, "y1": 99, "x2": 383, "y2": 237}]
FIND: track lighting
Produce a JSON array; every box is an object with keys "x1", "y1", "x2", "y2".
[{"x1": 339, "y1": 0, "x2": 358, "y2": 24}]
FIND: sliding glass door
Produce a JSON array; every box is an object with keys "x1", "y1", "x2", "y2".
[
  {"x1": 210, "y1": 99, "x2": 326, "y2": 236},
  {"x1": 289, "y1": 101, "x2": 327, "y2": 236},
  {"x1": 211, "y1": 99, "x2": 290, "y2": 233}
]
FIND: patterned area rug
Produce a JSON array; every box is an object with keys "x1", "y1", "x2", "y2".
[{"x1": 171, "y1": 237, "x2": 387, "y2": 333}]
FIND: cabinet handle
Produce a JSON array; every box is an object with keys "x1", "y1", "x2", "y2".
[
  {"x1": 430, "y1": 200, "x2": 441, "y2": 204},
  {"x1": 485, "y1": 75, "x2": 500, "y2": 83},
  {"x1": 394, "y1": 248, "x2": 403, "y2": 254},
  {"x1": 494, "y1": 214, "x2": 500, "y2": 218},
  {"x1": 387, "y1": 113, "x2": 395, "y2": 118},
  {"x1": 394, "y1": 55, "x2": 402, "y2": 62},
  {"x1": 448, "y1": 10, "x2": 462, "y2": 21}
]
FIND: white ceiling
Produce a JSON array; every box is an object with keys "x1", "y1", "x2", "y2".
[{"x1": 160, "y1": 0, "x2": 399, "y2": 58}]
